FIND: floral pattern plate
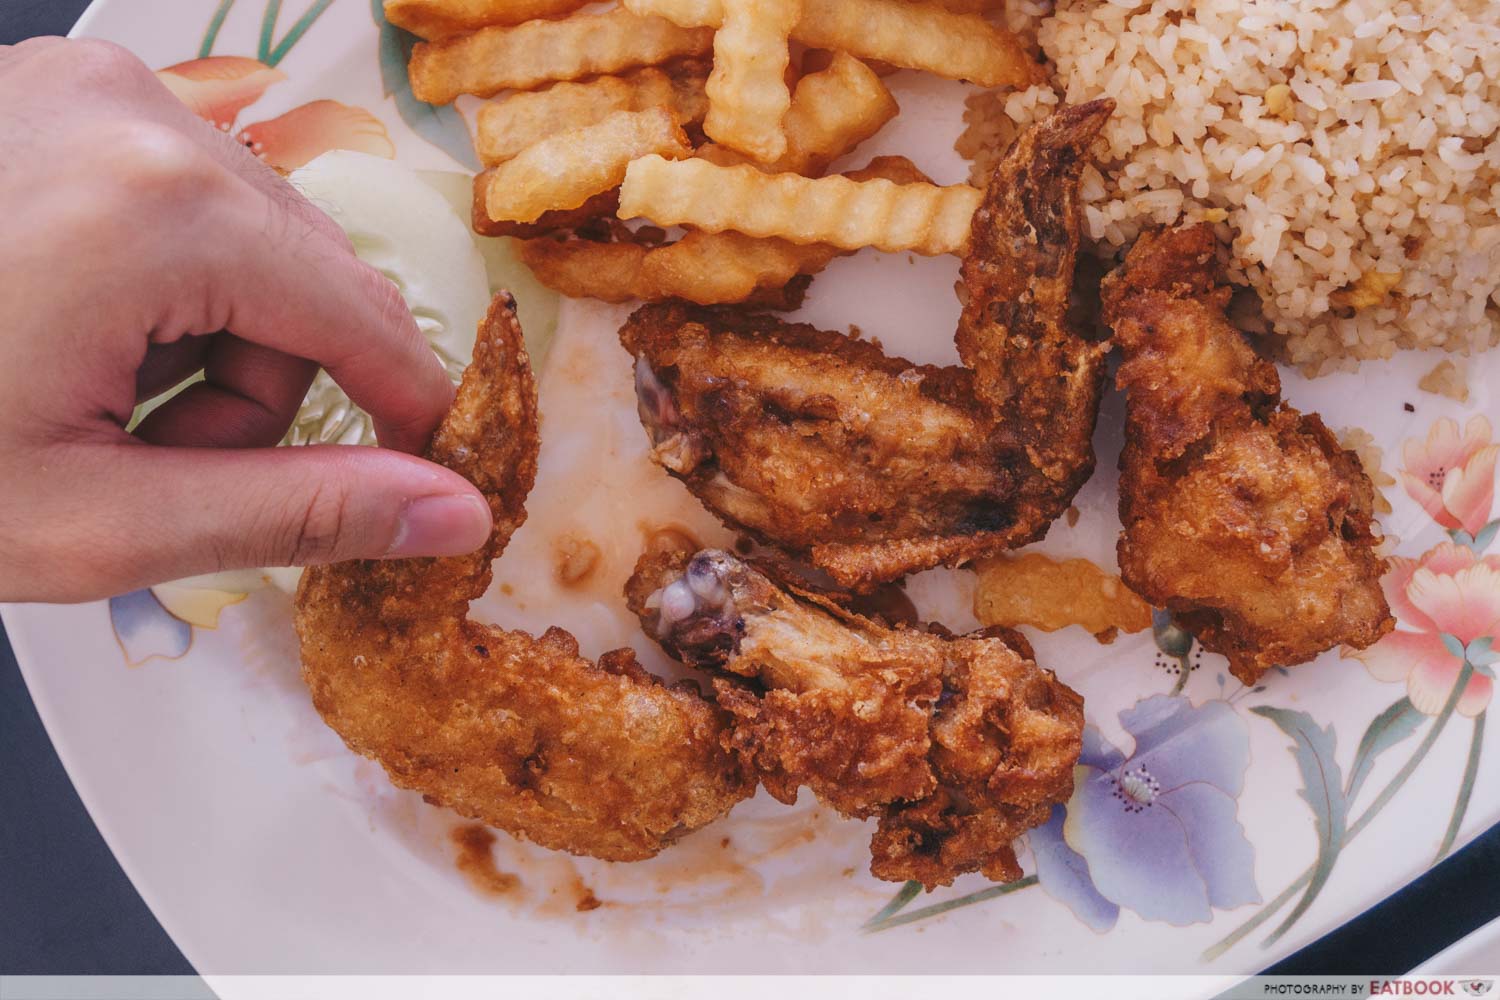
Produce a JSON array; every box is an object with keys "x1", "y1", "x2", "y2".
[{"x1": 4, "y1": 0, "x2": 1499, "y2": 982}]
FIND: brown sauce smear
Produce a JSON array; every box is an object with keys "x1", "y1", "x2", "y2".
[
  {"x1": 573, "y1": 878, "x2": 603, "y2": 912},
  {"x1": 974, "y1": 552, "x2": 1151, "y2": 642},
  {"x1": 443, "y1": 804, "x2": 876, "y2": 920},
  {"x1": 450, "y1": 825, "x2": 521, "y2": 897}
]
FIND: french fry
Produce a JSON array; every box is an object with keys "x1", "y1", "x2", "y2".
[
  {"x1": 480, "y1": 55, "x2": 894, "y2": 239},
  {"x1": 619, "y1": 155, "x2": 981, "y2": 255},
  {"x1": 522, "y1": 234, "x2": 816, "y2": 307},
  {"x1": 383, "y1": 0, "x2": 591, "y2": 39},
  {"x1": 621, "y1": 0, "x2": 1039, "y2": 89},
  {"x1": 774, "y1": 51, "x2": 896, "y2": 175},
  {"x1": 408, "y1": 7, "x2": 714, "y2": 104},
  {"x1": 519, "y1": 231, "x2": 806, "y2": 304},
  {"x1": 800, "y1": 48, "x2": 898, "y2": 77},
  {"x1": 477, "y1": 61, "x2": 709, "y2": 166},
  {"x1": 522, "y1": 156, "x2": 930, "y2": 303},
  {"x1": 795, "y1": 0, "x2": 1036, "y2": 89},
  {"x1": 698, "y1": 52, "x2": 896, "y2": 176},
  {"x1": 915, "y1": 0, "x2": 1003, "y2": 14},
  {"x1": 703, "y1": 0, "x2": 800, "y2": 163},
  {"x1": 471, "y1": 176, "x2": 620, "y2": 237},
  {"x1": 625, "y1": 0, "x2": 722, "y2": 26},
  {"x1": 519, "y1": 240, "x2": 652, "y2": 301},
  {"x1": 486, "y1": 108, "x2": 691, "y2": 224},
  {"x1": 974, "y1": 554, "x2": 1151, "y2": 639}
]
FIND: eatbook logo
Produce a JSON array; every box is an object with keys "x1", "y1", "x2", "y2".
[{"x1": 1461, "y1": 981, "x2": 1493, "y2": 997}]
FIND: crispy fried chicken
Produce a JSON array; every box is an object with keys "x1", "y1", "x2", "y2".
[
  {"x1": 619, "y1": 101, "x2": 1114, "y2": 590},
  {"x1": 296, "y1": 297, "x2": 752, "y2": 861},
  {"x1": 1102, "y1": 224, "x2": 1394, "y2": 685},
  {"x1": 627, "y1": 547, "x2": 1084, "y2": 887}
]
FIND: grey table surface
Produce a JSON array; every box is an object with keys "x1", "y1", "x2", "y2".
[
  {"x1": 2, "y1": 4, "x2": 191, "y2": 977},
  {"x1": 2, "y1": 0, "x2": 1497, "y2": 979}
]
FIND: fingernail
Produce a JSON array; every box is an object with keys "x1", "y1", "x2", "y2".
[{"x1": 385, "y1": 494, "x2": 492, "y2": 558}]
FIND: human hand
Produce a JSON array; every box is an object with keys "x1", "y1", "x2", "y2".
[{"x1": 0, "y1": 38, "x2": 493, "y2": 603}]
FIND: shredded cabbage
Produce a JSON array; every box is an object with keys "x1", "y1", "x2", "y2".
[{"x1": 283, "y1": 151, "x2": 493, "y2": 446}]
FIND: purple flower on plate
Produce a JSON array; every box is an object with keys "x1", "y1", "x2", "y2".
[
  {"x1": 109, "y1": 589, "x2": 193, "y2": 667},
  {"x1": 1031, "y1": 695, "x2": 1259, "y2": 929}
]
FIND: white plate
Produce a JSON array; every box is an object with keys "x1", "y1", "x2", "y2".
[{"x1": 6, "y1": 0, "x2": 1500, "y2": 980}]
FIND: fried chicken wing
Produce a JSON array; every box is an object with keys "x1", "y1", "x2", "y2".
[
  {"x1": 626, "y1": 548, "x2": 1084, "y2": 887},
  {"x1": 296, "y1": 296, "x2": 752, "y2": 862},
  {"x1": 1102, "y1": 224, "x2": 1394, "y2": 685},
  {"x1": 619, "y1": 101, "x2": 1114, "y2": 591}
]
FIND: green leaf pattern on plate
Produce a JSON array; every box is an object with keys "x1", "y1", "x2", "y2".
[{"x1": 372, "y1": 0, "x2": 481, "y2": 170}]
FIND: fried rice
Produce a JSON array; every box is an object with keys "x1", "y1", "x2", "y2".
[{"x1": 962, "y1": 0, "x2": 1500, "y2": 373}]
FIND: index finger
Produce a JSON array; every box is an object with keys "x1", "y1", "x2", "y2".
[{"x1": 183, "y1": 151, "x2": 454, "y2": 453}]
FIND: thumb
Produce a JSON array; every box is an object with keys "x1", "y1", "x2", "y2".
[{"x1": 7, "y1": 441, "x2": 493, "y2": 603}]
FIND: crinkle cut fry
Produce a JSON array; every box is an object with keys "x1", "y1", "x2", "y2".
[
  {"x1": 296, "y1": 295, "x2": 752, "y2": 862},
  {"x1": 521, "y1": 156, "x2": 928, "y2": 304},
  {"x1": 626, "y1": 548, "x2": 1084, "y2": 887},
  {"x1": 471, "y1": 52, "x2": 888, "y2": 239},
  {"x1": 923, "y1": 0, "x2": 1003, "y2": 13},
  {"x1": 702, "y1": 0, "x2": 800, "y2": 163},
  {"x1": 483, "y1": 108, "x2": 692, "y2": 224},
  {"x1": 408, "y1": 7, "x2": 713, "y2": 104},
  {"x1": 696, "y1": 50, "x2": 898, "y2": 177},
  {"x1": 384, "y1": 0, "x2": 592, "y2": 39},
  {"x1": 476, "y1": 61, "x2": 710, "y2": 167},
  {"x1": 519, "y1": 230, "x2": 828, "y2": 305},
  {"x1": 619, "y1": 155, "x2": 981, "y2": 255},
  {"x1": 622, "y1": 0, "x2": 1040, "y2": 89},
  {"x1": 472, "y1": 184, "x2": 620, "y2": 240}
]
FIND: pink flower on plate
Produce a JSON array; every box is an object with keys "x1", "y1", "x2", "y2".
[
  {"x1": 156, "y1": 56, "x2": 394, "y2": 172},
  {"x1": 156, "y1": 56, "x2": 285, "y2": 127},
  {"x1": 1399, "y1": 415, "x2": 1498, "y2": 535},
  {"x1": 1347, "y1": 541, "x2": 1498, "y2": 717},
  {"x1": 237, "y1": 100, "x2": 396, "y2": 171}
]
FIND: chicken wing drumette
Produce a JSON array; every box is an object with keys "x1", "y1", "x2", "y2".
[
  {"x1": 620, "y1": 101, "x2": 1114, "y2": 591},
  {"x1": 1102, "y1": 224, "x2": 1394, "y2": 685},
  {"x1": 626, "y1": 548, "x2": 1084, "y2": 887}
]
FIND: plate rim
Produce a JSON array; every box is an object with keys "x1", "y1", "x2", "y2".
[
  {"x1": 2, "y1": 603, "x2": 200, "y2": 973},
  {"x1": 6, "y1": 0, "x2": 1497, "y2": 978}
]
